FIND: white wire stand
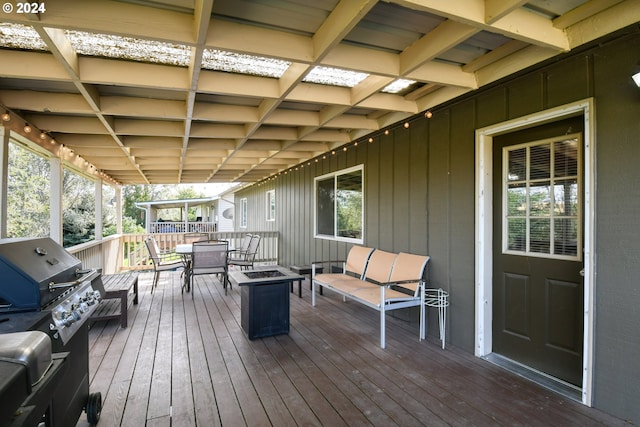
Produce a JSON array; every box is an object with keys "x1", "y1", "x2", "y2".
[{"x1": 424, "y1": 288, "x2": 449, "y2": 349}]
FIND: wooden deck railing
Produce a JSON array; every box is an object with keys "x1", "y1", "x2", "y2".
[
  {"x1": 67, "y1": 234, "x2": 122, "y2": 274},
  {"x1": 150, "y1": 221, "x2": 217, "y2": 234},
  {"x1": 68, "y1": 232, "x2": 279, "y2": 274}
]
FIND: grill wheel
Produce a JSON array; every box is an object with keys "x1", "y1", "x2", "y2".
[{"x1": 86, "y1": 391, "x2": 102, "y2": 425}]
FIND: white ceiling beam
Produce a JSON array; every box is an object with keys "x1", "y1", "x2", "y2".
[
  {"x1": 312, "y1": 0, "x2": 378, "y2": 60},
  {"x1": 264, "y1": 110, "x2": 319, "y2": 127},
  {"x1": 406, "y1": 61, "x2": 477, "y2": 88},
  {"x1": 462, "y1": 39, "x2": 529, "y2": 72},
  {"x1": 322, "y1": 44, "x2": 399, "y2": 76},
  {"x1": 206, "y1": 19, "x2": 313, "y2": 63},
  {"x1": 80, "y1": 57, "x2": 190, "y2": 90},
  {"x1": 484, "y1": 0, "x2": 527, "y2": 24},
  {"x1": 56, "y1": 134, "x2": 120, "y2": 147},
  {"x1": 194, "y1": 104, "x2": 260, "y2": 123},
  {"x1": 357, "y1": 94, "x2": 419, "y2": 114},
  {"x1": 180, "y1": 0, "x2": 214, "y2": 181},
  {"x1": 198, "y1": 71, "x2": 280, "y2": 98},
  {"x1": 414, "y1": 85, "x2": 472, "y2": 112},
  {"x1": 29, "y1": 0, "x2": 194, "y2": 44},
  {"x1": 0, "y1": 50, "x2": 70, "y2": 80},
  {"x1": 553, "y1": 0, "x2": 625, "y2": 29},
  {"x1": 115, "y1": 119, "x2": 185, "y2": 137},
  {"x1": 474, "y1": 45, "x2": 559, "y2": 87},
  {"x1": 564, "y1": 0, "x2": 640, "y2": 48},
  {"x1": 400, "y1": 20, "x2": 480, "y2": 75},
  {"x1": 389, "y1": 0, "x2": 569, "y2": 50},
  {"x1": 123, "y1": 137, "x2": 184, "y2": 149},
  {"x1": 0, "y1": 90, "x2": 93, "y2": 114},
  {"x1": 101, "y1": 97, "x2": 186, "y2": 119}
]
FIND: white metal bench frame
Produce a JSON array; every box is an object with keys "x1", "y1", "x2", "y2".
[{"x1": 312, "y1": 247, "x2": 430, "y2": 349}]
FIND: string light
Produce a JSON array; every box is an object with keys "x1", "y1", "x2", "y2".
[
  {"x1": 256, "y1": 110, "x2": 437, "y2": 185},
  {"x1": 23, "y1": 123, "x2": 32, "y2": 133},
  {"x1": 1, "y1": 111, "x2": 10, "y2": 122}
]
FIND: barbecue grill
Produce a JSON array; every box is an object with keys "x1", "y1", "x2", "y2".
[{"x1": 0, "y1": 237, "x2": 104, "y2": 426}]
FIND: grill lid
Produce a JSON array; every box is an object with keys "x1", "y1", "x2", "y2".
[{"x1": 0, "y1": 237, "x2": 83, "y2": 311}]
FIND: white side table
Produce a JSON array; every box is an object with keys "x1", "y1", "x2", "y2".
[{"x1": 424, "y1": 288, "x2": 449, "y2": 349}]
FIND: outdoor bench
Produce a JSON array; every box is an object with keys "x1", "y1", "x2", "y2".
[
  {"x1": 90, "y1": 272, "x2": 139, "y2": 328},
  {"x1": 311, "y1": 246, "x2": 430, "y2": 349}
]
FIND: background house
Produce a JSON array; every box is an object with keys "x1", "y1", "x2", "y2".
[{"x1": 135, "y1": 197, "x2": 221, "y2": 234}]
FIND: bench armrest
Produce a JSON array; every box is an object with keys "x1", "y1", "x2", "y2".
[{"x1": 311, "y1": 260, "x2": 345, "y2": 266}]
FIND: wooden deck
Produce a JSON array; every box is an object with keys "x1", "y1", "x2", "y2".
[{"x1": 79, "y1": 271, "x2": 627, "y2": 426}]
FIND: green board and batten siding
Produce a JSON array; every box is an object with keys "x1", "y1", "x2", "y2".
[{"x1": 235, "y1": 26, "x2": 640, "y2": 424}]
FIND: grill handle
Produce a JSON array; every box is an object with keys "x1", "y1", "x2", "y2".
[{"x1": 48, "y1": 268, "x2": 100, "y2": 292}]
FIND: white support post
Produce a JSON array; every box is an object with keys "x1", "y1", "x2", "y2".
[
  {"x1": 49, "y1": 157, "x2": 63, "y2": 244},
  {"x1": 116, "y1": 186, "x2": 123, "y2": 235},
  {"x1": 94, "y1": 180, "x2": 103, "y2": 241},
  {"x1": 0, "y1": 128, "x2": 8, "y2": 238}
]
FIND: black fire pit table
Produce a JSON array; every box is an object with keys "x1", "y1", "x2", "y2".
[{"x1": 229, "y1": 266, "x2": 303, "y2": 340}]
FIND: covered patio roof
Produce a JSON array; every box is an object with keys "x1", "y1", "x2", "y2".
[{"x1": 1, "y1": 0, "x2": 638, "y2": 185}]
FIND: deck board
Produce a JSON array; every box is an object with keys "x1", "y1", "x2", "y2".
[{"x1": 77, "y1": 271, "x2": 628, "y2": 426}]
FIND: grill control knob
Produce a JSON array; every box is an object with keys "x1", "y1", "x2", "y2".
[{"x1": 63, "y1": 313, "x2": 75, "y2": 327}]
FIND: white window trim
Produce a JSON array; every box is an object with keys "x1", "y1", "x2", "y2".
[
  {"x1": 475, "y1": 98, "x2": 596, "y2": 407},
  {"x1": 266, "y1": 189, "x2": 275, "y2": 222},
  {"x1": 239, "y1": 198, "x2": 247, "y2": 228},
  {"x1": 314, "y1": 164, "x2": 364, "y2": 244},
  {"x1": 501, "y1": 134, "x2": 583, "y2": 262}
]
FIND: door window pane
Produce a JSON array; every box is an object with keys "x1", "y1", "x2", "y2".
[
  {"x1": 554, "y1": 138, "x2": 579, "y2": 177},
  {"x1": 507, "y1": 184, "x2": 526, "y2": 216},
  {"x1": 529, "y1": 182, "x2": 551, "y2": 216},
  {"x1": 553, "y1": 180, "x2": 578, "y2": 216},
  {"x1": 507, "y1": 219, "x2": 526, "y2": 251},
  {"x1": 530, "y1": 218, "x2": 550, "y2": 254},
  {"x1": 529, "y1": 144, "x2": 551, "y2": 180},
  {"x1": 503, "y1": 136, "x2": 581, "y2": 260},
  {"x1": 554, "y1": 218, "x2": 579, "y2": 256},
  {"x1": 508, "y1": 148, "x2": 526, "y2": 181}
]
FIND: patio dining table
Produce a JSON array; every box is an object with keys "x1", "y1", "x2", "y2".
[
  {"x1": 175, "y1": 241, "x2": 233, "y2": 293},
  {"x1": 175, "y1": 243, "x2": 194, "y2": 292}
]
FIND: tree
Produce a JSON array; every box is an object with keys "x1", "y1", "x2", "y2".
[
  {"x1": 123, "y1": 185, "x2": 172, "y2": 226},
  {"x1": 7, "y1": 143, "x2": 50, "y2": 238},
  {"x1": 63, "y1": 169, "x2": 95, "y2": 247}
]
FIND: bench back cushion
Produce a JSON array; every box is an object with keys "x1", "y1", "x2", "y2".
[
  {"x1": 389, "y1": 253, "x2": 430, "y2": 296},
  {"x1": 363, "y1": 250, "x2": 397, "y2": 284},
  {"x1": 345, "y1": 246, "x2": 375, "y2": 278}
]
